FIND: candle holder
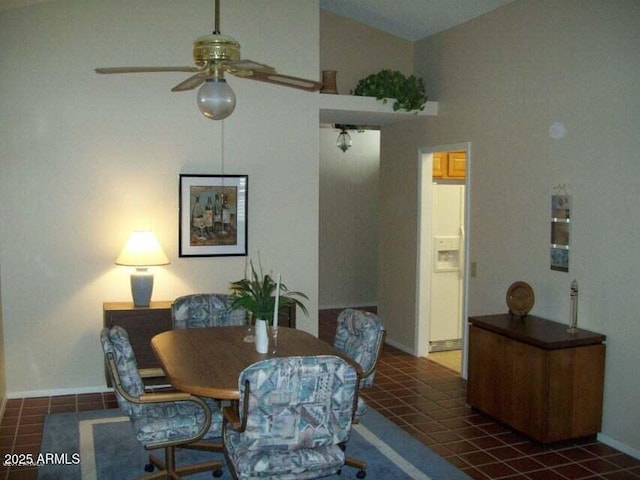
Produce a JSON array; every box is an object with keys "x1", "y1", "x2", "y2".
[
  {"x1": 567, "y1": 279, "x2": 579, "y2": 333},
  {"x1": 271, "y1": 326, "x2": 279, "y2": 355},
  {"x1": 244, "y1": 313, "x2": 255, "y2": 343}
]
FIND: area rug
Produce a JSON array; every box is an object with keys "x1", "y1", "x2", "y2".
[{"x1": 38, "y1": 407, "x2": 470, "y2": 480}]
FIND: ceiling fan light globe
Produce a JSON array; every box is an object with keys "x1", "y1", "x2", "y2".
[{"x1": 197, "y1": 78, "x2": 236, "y2": 120}]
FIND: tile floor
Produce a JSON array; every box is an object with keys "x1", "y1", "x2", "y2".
[{"x1": 0, "y1": 308, "x2": 638, "y2": 480}]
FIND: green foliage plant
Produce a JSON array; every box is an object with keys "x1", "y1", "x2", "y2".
[
  {"x1": 352, "y1": 69, "x2": 428, "y2": 112},
  {"x1": 229, "y1": 259, "x2": 308, "y2": 323}
]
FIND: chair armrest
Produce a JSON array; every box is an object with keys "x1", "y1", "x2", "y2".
[
  {"x1": 222, "y1": 379, "x2": 250, "y2": 433},
  {"x1": 222, "y1": 405, "x2": 244, "y2": 431},
  {"x1": 139, "y1": 367, "x2": 165, "y2": 379},
  {"x1": 139, "y1": 392, "x2": 193, "y2": 403}
]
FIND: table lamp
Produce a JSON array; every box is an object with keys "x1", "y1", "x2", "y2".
[{"x1": 115, "y1": 230, "x2": 170, "y2": 307}]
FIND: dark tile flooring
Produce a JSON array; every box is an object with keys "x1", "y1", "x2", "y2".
[{"x1": 0, "y1": 308, "x2": 638, "y2": 480}]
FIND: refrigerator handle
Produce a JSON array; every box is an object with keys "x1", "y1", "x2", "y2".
[{"x1": 459, "y1": 225, "x2": 465, "y2": 279}]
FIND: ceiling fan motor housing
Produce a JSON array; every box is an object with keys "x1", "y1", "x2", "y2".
[{"x1": 193, "y1": 34, "x2": 241, "y2": 67}]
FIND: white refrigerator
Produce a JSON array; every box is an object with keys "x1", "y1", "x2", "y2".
[{"x1": 429, "y1": 183, "x2": 465, "y2": 352}]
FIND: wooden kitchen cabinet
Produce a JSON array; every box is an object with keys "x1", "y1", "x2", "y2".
[
  {"x1": 433, "y1": 151, "x2": 466, "y2": 179},
  {"x1": 103, "y1": 301, "x2": 173, "y2": 386},
  {"x1": 467, "y1": 314, "x2": 605, "y2": 443}
]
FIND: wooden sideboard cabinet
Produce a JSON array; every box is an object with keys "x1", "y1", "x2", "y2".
[
  {"x1": 467, "y1": 314, "x2": 605, "y2": 443},
  {"x1": 277, "y1": 305, "x2": 296, "y2": 329},
  {"x1": 103, "y1": 301, "x2": 173, "y2": 386}
]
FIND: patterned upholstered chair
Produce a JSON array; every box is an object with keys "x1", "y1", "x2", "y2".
[
  {"x1": 101, "y1": 326, "x2": 224, "y2": 479},
  {"x1": 172, "y1": 293, "x2": 247, "y2": 329},
  {"x1": 333, "y1": 308, "x2": 386, "y2": 477},
  {"x1": 222, "y1": 355, "x2": 359, "y2": 480}
]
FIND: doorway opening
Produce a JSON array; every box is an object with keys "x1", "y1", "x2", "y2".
[
  {"x1": 416, "y1": 143, "x2": 471, "y2": 378},
  {"x1": 319, "y1": 125, "x2": 380, "y2": 312}
]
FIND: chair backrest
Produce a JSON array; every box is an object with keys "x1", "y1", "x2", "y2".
[
  {"x1": 100, "y1": 325, "x2": 146, "y2": 417},
  {"x1": 333, "y1": 309, "x2": 386, "y2": 388},
  {"x1": 237, "y1": 355, "x2": 358, "y2": 449},
  {"x1": 172, "y1": 293, "x2": 247, "y2": 329}
]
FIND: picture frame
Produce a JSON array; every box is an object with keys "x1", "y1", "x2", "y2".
[
  {"x1": 550, "y1": 194, "x2": 571, "y2": 272},
  {"x1": 179, "y1": 174, "x2": 248, "y2": 257}
]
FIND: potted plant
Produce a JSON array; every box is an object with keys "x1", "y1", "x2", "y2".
[
  {"x1": 352, "y1": 69, "x2": 428, "y2": 112},
  {"x1": 229, "y1": 260, "x2": 308, "y2": 321},
  {"x1": 230, "y1": 260, "x2": 308, "y2": 352}
]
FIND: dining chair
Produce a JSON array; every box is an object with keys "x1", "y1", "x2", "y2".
[
  {"x1": 333, "y1": 308, "x2": 386, "y2": 477},
  {"x1": 172, "y1": 293, "x2": 247, "y2": 329},
  {"x1": 221, "y1": 355, "x2": 359, "y2": 480},
  {"x1": 101, "y1": 325, "x2": 224, "y2": 479}
]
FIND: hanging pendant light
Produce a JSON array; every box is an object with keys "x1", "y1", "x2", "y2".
[{"x1": 336, "y1": 126, "x2": 352, "y2": 153}]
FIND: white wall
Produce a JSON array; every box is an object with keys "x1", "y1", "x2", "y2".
[
  {"x1": 0, "y1": 265, "x2": 5, "y2": 411},
  {"x1": 320, "y1": 9, "x2": 413, "y2": 95},
  {"x1": 0, "y1": 0, "x2": 320, "y2": 395},
  {"x1": 319, "y1": 128, "x2": 379, "y2": 308},
  {"x1": 379, "y1": 0, "x2": 640, "y2": 455}
]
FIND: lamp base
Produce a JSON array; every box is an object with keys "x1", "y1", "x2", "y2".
[{"x1": 130, "y1": 269, "x2": 154, "y2": 307}]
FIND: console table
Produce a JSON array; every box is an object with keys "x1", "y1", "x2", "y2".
[
  {"x1": 467, "y1": 314, "x2": 605, "y2": 443},
  {"x1": 103, "y1": 301, "x2": 173, "y2": 386}
]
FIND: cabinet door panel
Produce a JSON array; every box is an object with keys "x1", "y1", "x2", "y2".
[
  {"x1": 502, "y1": 339, "x2": 547, "y2": 440},
  {"x1": 547, "y1": 345, "x2": 605, "y2": 441},
  {"x1": 468, "y1": 325, "x2": 546, "y2": 440},
  {"x1": 447, "y1": 152, "x2": 466, "y2": 178},
  {"x1": 432, "y1": 152, "x2": 445, "y2": 178},
  {"x1": 467, "y1": 325, "x2": 505, "y2": 414}
]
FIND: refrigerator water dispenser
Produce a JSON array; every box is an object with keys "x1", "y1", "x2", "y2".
[{"x1": 434, "y1": 236, "x2": 460, "y2": 272}]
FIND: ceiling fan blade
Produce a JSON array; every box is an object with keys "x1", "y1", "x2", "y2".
[
  {"x1": 95, "y1": 66, "x2": 199, "y2": 74},
  {"x1": 225, "y1": 59, "x2": 276, "y2": 74},
  {"x1": 237, "y1": 70, "x2": 322, "y2": 91},
  {"x1": 171, "y1": 72, "x2": 209, "y2": 92}
]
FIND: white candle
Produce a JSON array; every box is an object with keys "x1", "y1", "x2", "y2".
[{"x1": 273, "y1": 273, "x2": 281, "y2": 328}]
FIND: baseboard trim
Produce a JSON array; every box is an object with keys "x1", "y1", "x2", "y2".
[
  {"x1": 384, "y1": 337, "x2": 417, "y2": 356},
  {"x1": 7, "y1": 385, "x2": 112, "y2": 399},
  {"x1": 429, "y1": 339, "x2": 462, "y2": 352},
  {"x1": 319, "y1": 304, "x2": 378, "y2": 311},
  {"x1": 597, "y1": 433, "x2": 640, "y2": 460}
]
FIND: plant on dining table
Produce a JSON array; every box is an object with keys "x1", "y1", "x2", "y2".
[{"x1": 229, "y1": 260, "x2": 308, "y2": 323}]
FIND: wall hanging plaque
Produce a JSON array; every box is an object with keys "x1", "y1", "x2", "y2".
[{"x1": 506, "y1": 281, "x2": 535, "y2": 317}]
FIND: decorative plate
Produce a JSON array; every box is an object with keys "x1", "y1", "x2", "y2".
[{"x1": 506, "y1": 281, "x2": 535, "y2": 316}]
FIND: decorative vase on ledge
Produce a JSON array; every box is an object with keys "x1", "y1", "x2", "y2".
[
  {"x1": 320, "y1": 70, "x2": 338, "y2": 94},
  {"x1": 254, "y1": 319, "x2": 269, "y2": 354}
]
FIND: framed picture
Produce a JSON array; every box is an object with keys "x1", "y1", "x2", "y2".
[
  {"x1": 550, "y1": 194, "x2": 571, "y2": 272},
  {"x1": 179, "y1": 174, "x2": 248, "y2": 257}
]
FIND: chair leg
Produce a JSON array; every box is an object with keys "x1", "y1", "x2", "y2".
[
  {"x1": 345, "y1": 456, "x2": 367, "y2": 478},
  {"x1": 180, "y1": 439, "x2": 224, "y2": 453},
  {"x1": 139, "y1": 445, "x2": 223, "y2": 480}
]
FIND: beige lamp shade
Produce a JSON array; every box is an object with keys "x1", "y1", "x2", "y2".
[
  {"x1": 115, "y1": 231, "x2": 170, "y2": 267},
  {"x1": 115, "y1": 231, "x2": 169, "y2": 307}
]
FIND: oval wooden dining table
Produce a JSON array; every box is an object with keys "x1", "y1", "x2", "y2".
[{"x1": 151, "y1": 326, "x2": 361, "y2": 400}]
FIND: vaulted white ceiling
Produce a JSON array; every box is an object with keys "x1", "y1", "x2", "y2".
[
  {"x1": 320, "y1": 0, "x2": 515, "y2": 41},
  {"x1": 2, "y1": 0, "x2": 515, "y2": 42}
]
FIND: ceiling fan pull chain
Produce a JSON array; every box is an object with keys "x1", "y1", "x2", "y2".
[{"x1": 220, "y1": 120, "x2": 225, "y2": 181}]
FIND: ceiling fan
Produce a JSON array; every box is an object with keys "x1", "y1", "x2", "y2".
[{"x1": 95, "y1": 0, "x2": 322, "y2": 120}]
